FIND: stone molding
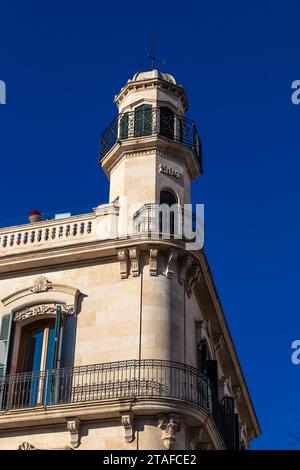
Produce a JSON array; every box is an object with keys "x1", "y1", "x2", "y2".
[
  {"x1": 1, "y1": 276, "x2": 81, "y2": 317},
  {"x1": 14, "y1": 303, "x2": 75, "y2": 322}
]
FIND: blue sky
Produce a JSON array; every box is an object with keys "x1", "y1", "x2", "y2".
[{"x1": 1, "y1": 0, "x2": 300, "y2": 449}]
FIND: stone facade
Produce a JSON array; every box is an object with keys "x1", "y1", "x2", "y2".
[{"x1": 0, "y1": 70, "x2": 260, "y2": 450}]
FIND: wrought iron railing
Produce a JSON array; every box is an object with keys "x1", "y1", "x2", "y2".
[
  {"x1": 99, "y1": 107, "x2": 202, "y2": 171},
  {"x1": 0, "y1": 359, "x2": 234, "y2": 449},
  {"x1": 133, "y1": 204, "x2": 197, "y2": 241}
]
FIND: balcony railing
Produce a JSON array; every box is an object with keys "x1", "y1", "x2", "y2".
[
  {"x1": 133, "y1": 204, "x2": 197, "y2": 241},
  {"x1": 0, "y1": 359, "x2": 234, "y2": 449},
  {"x1": 100, "y1": 107, "x2": 202, "y2": 171}
]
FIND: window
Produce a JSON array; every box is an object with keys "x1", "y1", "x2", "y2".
[
  {"x1": 160, "y1": 107, "x2": 174, "y2": 139},
  {"x1": 0, "y1": 305, "x2": 76, "y2": 409},
  {"x1": 159, "y1": 190, "x2": 178, "y2": 236},
  {"x1": 134, "y1": 104, "x2": 152, "y2": 137},
  {"x1": 197, "y1": 339, "x2": 208, "y2": 374}
]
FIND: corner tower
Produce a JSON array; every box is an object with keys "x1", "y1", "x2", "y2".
[{"x1": 99, "y1": 70, "x2": 202, "y2": 234}]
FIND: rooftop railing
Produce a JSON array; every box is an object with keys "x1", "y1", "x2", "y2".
[
  {"x1": 99, "y1": 107, "x2": 202, "y2": 172},
  {"x1": 0, "y1": 359, "x2": 234, "y2": 449}
]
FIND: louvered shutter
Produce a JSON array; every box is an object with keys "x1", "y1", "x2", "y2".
[
  {"x1": 0, "y1": 313, "x2": 13, "y2": 379},
  {"x1": 206, "y1": 359, "x2": 219, "y2": 400},
  {"x1": 0, "y1": 313, "x2": 13, "y2": 409}
]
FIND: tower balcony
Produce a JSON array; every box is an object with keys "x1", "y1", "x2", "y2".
[
  {"x1": 99, "y1": 107, "x2": 203, "y2": 172},
  {"x1": 0, "y1": 359, "x2": 235, "y2": 449},
  {"x1": 133, "y1": 203, "x2": 198, "y2": 243}
]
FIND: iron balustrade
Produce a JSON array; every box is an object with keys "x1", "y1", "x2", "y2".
[
  {"x1": 99, "y1": 107, "x2": 202, "y2": 171},
  {"x1": 0, "y1": 359, "x2": 234, "y2": 449}
]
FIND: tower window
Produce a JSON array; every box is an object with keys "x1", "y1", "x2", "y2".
[
  {"x1": 119, "y1": 112, "x2": 129, "y2": 139},
  {"x1": 160, "y1": 107, "x2": 174, "y2": 139},
  {"x1": 134, "y1": 104, "x2": 152, "y2": 137}
]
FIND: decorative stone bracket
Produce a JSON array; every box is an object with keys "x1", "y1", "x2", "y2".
[
  {"x1": 129, "y1": 247, "x2": 140, "y2": 277},
  {"x1": 158, "y1": 414, "x2": 181, "y2": 449},
  {"x1": 188, "y1": 427, "x2": 204, "y2": 450},
  {"x1": 149, "y1": 247, "x2": 159, "y2": 276},
  {"x1": 164, "y1": 250, "x2": 178, "y2": 279},
  {"x1": 66, "y1": 417, "x2": 81, "y2": 448},
  {"x1": 121, "y1": 413, "x2": 135, "y2": 443},
  {"x1": 118, "y1": 247, "x2": 140, "y2": 278},
  {"x1": 118, "y1": 248, "x2": 129, "y2": 279}
]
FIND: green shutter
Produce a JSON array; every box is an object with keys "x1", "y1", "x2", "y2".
[
  {"x1": 134, "y1": 105, "x2": 152, "y2": 137},
  {"x1": 0, "y1": 313, "x2": 13, "y2": 379}
]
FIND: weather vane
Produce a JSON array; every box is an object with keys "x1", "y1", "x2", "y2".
[{"x1": 140, "y1": 33, "x2": 166, "y2": 70}]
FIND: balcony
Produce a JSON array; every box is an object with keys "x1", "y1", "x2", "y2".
[
  {"x1": 99, "y1": 107, "x2": 202, "y2": 172},
  {"x1": 133, "y1": 203, "x2": 199, "y2": 244},
  {"x1": 0, "y1": 359, "x2": 234, "y2": 449}
]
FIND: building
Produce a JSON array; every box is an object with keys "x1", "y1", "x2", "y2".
[{"x1": 0, "y1": 70, "x2": 260, "y2": 450}]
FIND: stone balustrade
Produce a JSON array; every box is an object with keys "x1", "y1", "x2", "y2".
[{"x1": 0, "y1": 204, "x2": 119, "y2": 257}]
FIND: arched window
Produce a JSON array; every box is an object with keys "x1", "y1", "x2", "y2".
[
  {"x1": 159, "y1": 190, "x2": 178, "y2": 236},
  {"x1": 160, "y1": 190, "x2": 177, "y2": 207}
]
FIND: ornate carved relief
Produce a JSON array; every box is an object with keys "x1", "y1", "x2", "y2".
[
  {"x1": 129, "y1": 247, "x2": 140, "y2": 277},
  {"x1": 18, "y1": 442, "x2": 37, "y2": 450},
  {"x1": 118, "y1": 248, "x2": 129, "y2": 279},
  {"x1": 14, "y1": 303, "x2": 75, "y2": 322},
  {"x1": 121, "y1": 413, "x2": 135, "y2": 443},
  {"x1": 158, "y1": 414, "x2": 181, "y2": 449},
  {"x1": 66, "y1": 417, "x2": 81, "y2": 448},
  {"x1": 164, "y1": 250, "x2": 178, "y2": 279},
  {"x1": 30, "y1": 276, "x2": 52, "y2": 293},
  {"x1": 149, "y1": 247, "x2": 159, "y2": 276}
]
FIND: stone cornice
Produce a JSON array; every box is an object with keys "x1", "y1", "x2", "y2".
[{"x1": 194, "y1": 250, "x2": 261, "y2": 438}]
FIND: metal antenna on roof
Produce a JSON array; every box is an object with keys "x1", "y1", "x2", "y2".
[{"x1": 140, "y1": 33, "x2": 166, "y2": 70}]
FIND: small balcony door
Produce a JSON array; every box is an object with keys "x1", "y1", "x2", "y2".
[{"x1": 24, "y1": 322, "x2": 55, "y2": 406}]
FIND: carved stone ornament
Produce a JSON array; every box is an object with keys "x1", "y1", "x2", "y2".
[
  {"x1": 66, "y1": 417, "x2": 81, "y2": 448},
  {"x1": 213, "y1": 334, "x2": 225, "y2": 355},
  {"x1": 118, "y1": 248, "x2": 129, "y2": 279},
  {"x1": 179, "y1": 255, "x2": 194, "y2": 285},
  {"x1": 18, "y1": 442, "x2": 37, "y2": 450},
  {"x1": 158, "y1": 414, "x2": 181, "y2": 449},
  {"x1": 188, "y1": 427, "x2": 204, "y2": 450},
  {"x1": 30, "y1": 276, "x2": 52, "y2": 293},
  {"x1": 14, "y1": 303, "x2": 76, "y2": 322},
  {"x1": 121, "y1": 413, "x2": 135, "y2": 443},
  {"x1": 129, "y1": 247, "x2": 140, "y2": 277},
  {"x1": 164, "y1": 250, "x2": 178, "y2": 279},
  {"x1": 149, "y1": 247, "x2": 159, "y2": 276},
  {"x1": 186, "y1": 264, "x2": 201, "y2": 297}
]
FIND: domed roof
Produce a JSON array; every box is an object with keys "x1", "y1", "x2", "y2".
[{"x1": 132, "y1": 70, "x2": 177, "y2": 85}]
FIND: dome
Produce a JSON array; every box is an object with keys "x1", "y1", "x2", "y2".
[{"x1": 131, "y1": 70, "x2": 177, "y2": 85}]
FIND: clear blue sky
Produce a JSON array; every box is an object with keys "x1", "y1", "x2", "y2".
[{"x1": 1, "y1": 0, "x2": 300, "y2": 450}]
